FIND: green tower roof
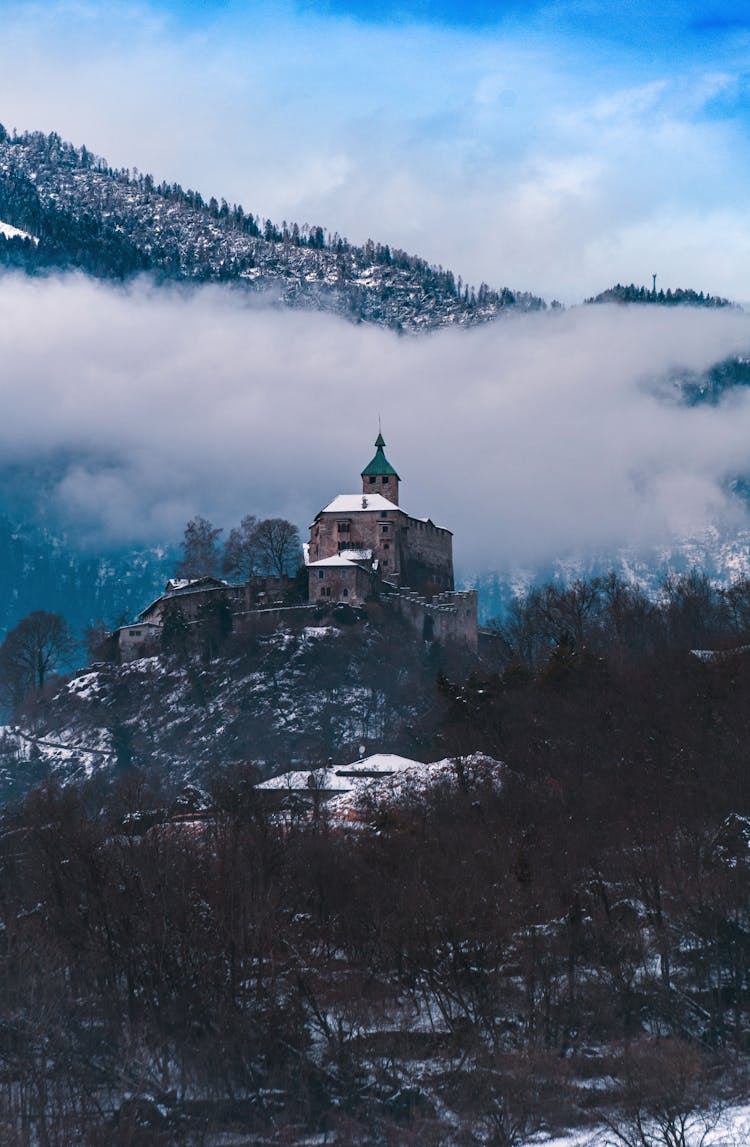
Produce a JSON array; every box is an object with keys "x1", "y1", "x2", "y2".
[{"x1": 361, "y1": 434, "x2": 400, "y2": 478}]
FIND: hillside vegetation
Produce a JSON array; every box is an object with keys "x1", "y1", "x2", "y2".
[
  {"x1": 0, "y1": 572, "x2": 748, "y2": 1142},
  {"x1": 0, "y1": 126, "x2": 544, "y2": 331}
]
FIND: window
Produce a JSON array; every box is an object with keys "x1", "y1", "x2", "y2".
[
  {"x1": 337, "y1": 521, "x2": 350, "y2": 533},
  {"x1": 382, "y1": 476, "x2": 389, "y2": 484},
  {"x1": 318, "y1": 571, "x2": 324, "y2": 579},
  {"x1": 381, "y1": 524, "x2": 389, "y2": 533},
  {"x1": 342, "y1": 588, "x2": 349, "y2": 597},
  {"x1": 384, "y1": 543, "x2": 390, "y2": 550},
  {"x1": 369, "y1": 475, "x2": 376, "y2": 484}
]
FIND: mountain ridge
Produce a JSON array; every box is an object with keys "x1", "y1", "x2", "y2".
[{"x1": 0, "y1": 125, "x2": 545, "y2": 331}]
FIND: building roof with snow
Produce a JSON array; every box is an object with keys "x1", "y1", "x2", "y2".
[
  {"x1": 257, "y1": 753, "x2": 426, "y2": 794},
  {"x1": 317, "y1": 493, "x2": 407, "y2": 517}
]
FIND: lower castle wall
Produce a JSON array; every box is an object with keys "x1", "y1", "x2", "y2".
[
  {"x1": 117, "y1": 589, "x2": 478, "y2": 661},
  {"x1": 389, "y1": 589, "x2": 478, "y2": 651}
]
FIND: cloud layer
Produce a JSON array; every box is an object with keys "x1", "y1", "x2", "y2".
[
  {"x1": 1, "y1": 273, "x2": 750, "y2": 569},
  {"x1": 1, "y1": 2, "x2": 750, "y2": 302}
]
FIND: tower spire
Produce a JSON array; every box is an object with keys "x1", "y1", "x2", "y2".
[{"x1": 361, "y1": 431, "x2": 400, "y2": 505}]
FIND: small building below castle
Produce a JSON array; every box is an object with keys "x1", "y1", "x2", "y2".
[{"x1": 307, "y1": 434, "x2": 454, "y2": 604}]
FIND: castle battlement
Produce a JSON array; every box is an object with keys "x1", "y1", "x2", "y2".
[{"x1": 389, "y1": 586, "x2": 478, "y2": 650}]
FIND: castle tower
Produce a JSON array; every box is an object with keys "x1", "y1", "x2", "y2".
[{"x1": 361, "y1": 432, "x2": 400, "y2": 506}]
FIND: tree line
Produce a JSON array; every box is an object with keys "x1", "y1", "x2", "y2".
[
  {"x1": 176, "y1": 513, "x2": 302, "y2": 581},
  {"x1": 587, "y1": 283, "x2": 732, "y2": 307},
  {"x1": 0, "y1": 571, "x2": 747, "y2": 1140}
]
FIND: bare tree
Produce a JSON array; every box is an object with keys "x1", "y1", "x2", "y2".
[
  {"x1": 222, "y1": 513, "x2": 259, "y2": 581},
  {"x1": 252, "y1": 517, "x2": 302, "y2": 577},
  {"x1": 601, "y1": 1040, "x2": 725, "y2": 1147},
  {"x1": 0, "y1": 610, "x2": 74, "y2": 711},
  {"x1": 175, "y1": 516, "x2": 223, "y2": 579}
]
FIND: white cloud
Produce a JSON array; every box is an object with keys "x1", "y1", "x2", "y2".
[
  {"x1": 0, "y1": 3, "x2": 749, "y2": 302},
  {"x1": 0, "y1": 273, "x2": 748, "y2": 568}
]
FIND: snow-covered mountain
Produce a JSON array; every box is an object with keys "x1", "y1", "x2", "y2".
[
  {"x1": 0, "y1": 126, "x2": 544, "y2": 330},
  {"x1": 466, "y1": 526, "x2": 750, "y2": 622}
]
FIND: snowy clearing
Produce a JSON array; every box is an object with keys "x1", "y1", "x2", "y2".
[{"x1": 0, "y1": 219, "x2": 38, "y2": 243}]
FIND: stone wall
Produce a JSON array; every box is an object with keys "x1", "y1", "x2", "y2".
[
  {"x1": 399, "y1": 518, "x2": 453, "y2": 591},
  {"x1": 362, "y1": 472, "x2": 399, "y2": 505},
  {"x1": 389, "y1": 588, "x2": 478, "y2": 651},
  {"x1": 309, "y1": 563, "x2": 376, "y2": 603},
  {"x1": 117, "y1": 622, "x2": 162, "y2": 662}
]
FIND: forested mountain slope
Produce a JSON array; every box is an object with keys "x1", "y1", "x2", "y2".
[{"x1": 0, "y1": 126, "x2": 544, "y2": 330}]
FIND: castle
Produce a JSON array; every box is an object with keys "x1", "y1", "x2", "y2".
[
  {"x1": 306, "y1": 434, "x2": 477, "y2": 648},
  {"x1": 307, "y1": 433, "x2": 454, "y2": 604},
  {"x1": 113, "y1": 434, "x2": 478, "y2": 659}
]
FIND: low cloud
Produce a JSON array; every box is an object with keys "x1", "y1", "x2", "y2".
[{"x1": 0, "y1": 273, "x2": 749, "y2": 570}]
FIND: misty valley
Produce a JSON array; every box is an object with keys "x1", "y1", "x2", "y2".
[{"x1": 0, "y1": 125, "x2": 749, "y2": 1146}]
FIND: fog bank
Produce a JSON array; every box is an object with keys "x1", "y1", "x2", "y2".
[{"x1": 1, "y1": 273, "x2": 749, "y2": 568}]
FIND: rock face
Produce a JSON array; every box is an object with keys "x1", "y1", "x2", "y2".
[{"x1": 0, "y1": 126, "x2": 545, "y2": 331}]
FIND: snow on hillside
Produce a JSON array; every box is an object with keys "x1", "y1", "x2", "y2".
[
  {"x1": 0, "y1": 617, "x2": 451, "y2": 800},
  {"x1": 0, "y1": 128, "x2": 545, "y2": 330},
  {"x1": 326, "y1": 751, "x2": 504, "y2": 821},
  {"x1": 466, "y1": 526, "x2": 750, "y2": 622},
  {"x1": 540, "y1": 1102, "x2": 750, "y2": 1146},
  {"x1": 0, "y1": 219, "x2": 36, "y2": 242}
]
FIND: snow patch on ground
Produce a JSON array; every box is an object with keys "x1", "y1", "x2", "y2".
[
  {"x1": 0, "y1": 219, "x2": 38, "y2": 243},
  {"x1": 536, "y1": 1102, "x2": 750, "y2": 1147}
]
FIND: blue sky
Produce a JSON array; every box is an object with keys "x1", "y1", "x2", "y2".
[
  {"x1": 3, "y1": 2, "x2": 750, "y2": 558},
  {"x1": 1, "y1": 0, "x2": 750, "y2": 301}
]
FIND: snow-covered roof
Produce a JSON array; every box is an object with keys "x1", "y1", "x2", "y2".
[
  {"x1": 308, "y1": 549, "x2": 375, "y2": 570},
  {"x1": 327, "y1": 754, "x2": 505, "y2": 820},
  {"x1": 258, "y1": 768, "x2": 351, "y2": 792},
  {"x1": 258, "y1": 753, "x2": 425, "y2": 792},
  {"x1": 334, "y1": 753, "x2": 425, "y2": 775},
  {"x1": 319, "y1": 494, "x2": 404, "y2": 515},
  {"x1": 307, "y1": 555, "x2": 362, "y2": 569},
  {"x1": 312, "y1": 493, "x2": 451, "y2": 533},
  {"x1": 257, "y1": 754, "x2": 505, "y2": 817},
  {"x1": 165, "y1": 576, "x2": 228, "y2": 592},
  {"x1": 339, "y1": 548, "x2": 373, "y2": 561}
]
